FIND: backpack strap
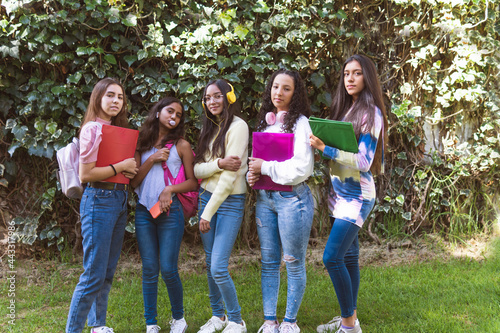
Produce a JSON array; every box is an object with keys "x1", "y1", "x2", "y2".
[{"x1": 161, "y1": 141, "x2": 176, "y2": 185}]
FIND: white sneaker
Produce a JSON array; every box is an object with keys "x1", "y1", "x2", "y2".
[
  {"x1": 198, "y1": 316, "x2": 228, "y2": 333},
  {"x1": 170, "y1": 318, "x2": 187, "y2": 333},
  {"x1": 279, "y1": 322, "x2": 300, "y2": 333},
  {"x1": 222, "y1": 320, "x2": 247, "y2": 333},
  {"x1": 257, "y1": 321, "x2": 279, "y2": 333},
  {"x1": 317, "y1": 317, "x2": 360, "y2": 333},
  {"x1": 147, "y1": 325, "x2": 161, "y2": 333},
  {"x1": 91, "y1": 327, "x2": 114, "y2": 333},
  {"x1": 334, "y1": 323, "x2": 362, "y2": 333}
]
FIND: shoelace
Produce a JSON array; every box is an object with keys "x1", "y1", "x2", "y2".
[
  {"x1": 257, "y1": 323, "x2": 278, "y2": 333},
  {"x1": 93, "y1": 328, "x2": 114, "y2": 333},
  {"x1": 170, "y1": 319, "x2": 186, "y2": 332},
  {"x1": 279, "y1": 323, "x2": 297, "y2": 333},
  {"x1": 327, "y1": 316, "x2": 342, "y2": 325},
  {"x1": 200, "y1": 319, "x2": 216, "y2": 331}
]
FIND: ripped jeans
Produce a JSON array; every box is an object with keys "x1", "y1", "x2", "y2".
[{"x1": 255, "y1": 183, "x2": 314, "y2": 323}]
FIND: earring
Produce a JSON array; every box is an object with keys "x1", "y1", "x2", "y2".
[
  {"x1": 265, "y1": 111, "x2": 287, "y2": 125},
  {"x1": 156, "y1": 112, "x2": 159, "y2": 118}
]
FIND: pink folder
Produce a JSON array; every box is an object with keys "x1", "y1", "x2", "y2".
[
  {"x1": 252, "y1": 132, "x2": 294, "y2": 191},
  {"x1": 96, "y1": 124, "x2": 139, "y2": 184}
]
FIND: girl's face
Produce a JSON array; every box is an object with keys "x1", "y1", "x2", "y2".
[
  {"x1": 158, "y1": 102, "x2": 183, "y2": 130},
  {"x1": 271, "y1": 74, "x2": 295, "y2": 112},
  {"x1": 204, "y1": 84, "x2": 224, "y2": 116},
  {"x1": 99, "y1": 84, "x2": 124, "y2": 121},
  {"x1": 344, "y1": 60, "x2": 365, "y2": 101}
]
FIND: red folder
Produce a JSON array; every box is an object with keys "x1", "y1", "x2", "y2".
[
  {"x1": 96, "y1": 124, "x2": 139, "y2": 184},
  {"x1": 252, "y1": 132, "x2": 294, "y2": 191}
]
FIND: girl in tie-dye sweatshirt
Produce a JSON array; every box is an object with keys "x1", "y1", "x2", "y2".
[{"x1": 310, "y1": 54, "x2": 388, "y2": 333}]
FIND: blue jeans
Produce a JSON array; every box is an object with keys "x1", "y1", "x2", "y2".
[
  {"x1": 199, "y1": 190, "x2": 245, "y2": 323},
  {"x1": 255, "y1": 183, "x2": 314, "y2": 323},
  {"x1": 66, "y1": 187, "x2": 128, "y2": 333},
  {"x1": 135, "y1": 197, "x2": 185, "y2": 325},
  {"x1": 323, "y1": 218, "x2": 360, "y2": 318}
]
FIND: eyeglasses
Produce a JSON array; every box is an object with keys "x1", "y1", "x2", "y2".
[{"x1": 203, "y1": 94, "x2": 224, "y2": 104}]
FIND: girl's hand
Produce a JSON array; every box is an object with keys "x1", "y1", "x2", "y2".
[
  {"x1": 159, "y1": 187, "x2": 172, "y2": 212},
  {"x1": 117, "y1": 157, "x2": 138, "y2": 175},
  {"x1": 151, "y1": 148, "x2": 170, "y2": 163},
  {"x1": 309, "y1": 134, "x2": 326, "y2": 152},
  {"x1": 199, "y1": 218, "x2": 211, "y2": 233},
  {"x1": 248, "y1": 157, "x2": 264, "y2": 174},
  {"x1": 122, "y1": 171, "x2": 136, "y2": 179},
  {"x1": 247, "y1": 171, "x2": 260, "y2": 187},
  {"x1": 218, "y1": 156, "x2": 241, "y2": 171}
]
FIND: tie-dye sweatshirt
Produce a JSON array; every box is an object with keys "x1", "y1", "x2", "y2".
[{"x1": 322, "y1": 107, "x2": 384, "y2": 228}]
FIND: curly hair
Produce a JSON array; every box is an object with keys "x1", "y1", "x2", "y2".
[
  {"x1": 194, "y1": 79, "x2": 239, "y2": 163},
  {"x1": 136, "y1": 97, "x2": 185, "y2": 154},
  {"x1": 255, "y1": 69, "x2": 311, "y2": 133},
  {"x1": 330, "y1": 54, "x2": 389, "y2": 175}
]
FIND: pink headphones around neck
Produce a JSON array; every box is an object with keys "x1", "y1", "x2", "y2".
[{"x1": 265, "y1": 111, "x2": 287, "y2": 125}]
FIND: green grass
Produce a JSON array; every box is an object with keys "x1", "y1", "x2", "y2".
[{"x1": 1, "y1": 238, "x2": 500, "y2": 333}]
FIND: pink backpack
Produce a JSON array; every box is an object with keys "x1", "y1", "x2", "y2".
[
  {"x1": 56, "y1": 137, "x2": 83, "y2": 199},
  {"x1": 162, "y1": 142, "x2": 200, "y2": 218}
]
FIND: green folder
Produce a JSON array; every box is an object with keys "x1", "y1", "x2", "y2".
[{"x1": 309, "y1": 116, "x2": 358, "y2": 155}]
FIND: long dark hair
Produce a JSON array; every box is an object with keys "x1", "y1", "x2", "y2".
[
  {"x1": 136, "y1": 97, "x2": 185, "y2": 154},
  {"x1": 80, "y1": 78, "x2": 129, "y2": 131},
  {"x1": 330, "y1": 54, "x2": 388, "y2": 175},
  {"x1": 255, "y1": 69, "x2": 311, "y2": 133},
  {"x1": 194, "y1": 79, "x2": 239, "y2": 163}
]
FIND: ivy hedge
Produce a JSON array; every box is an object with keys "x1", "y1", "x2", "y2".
[{"x1": 1, "y1": 0, "x2": 499, "y2": 254}]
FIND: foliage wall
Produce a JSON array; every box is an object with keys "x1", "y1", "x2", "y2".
[{"x1": 1, "y1": 0, "x2": 499, "y2": 254}]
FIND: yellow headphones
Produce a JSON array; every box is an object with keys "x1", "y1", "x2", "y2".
[
  {"x1": 226, "y1": 83, "x2": 236, "y2": 104},
  {"x1": 202, "y1": 82, "x2": 236, "y2": 110}
]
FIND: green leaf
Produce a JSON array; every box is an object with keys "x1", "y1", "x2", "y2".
[
  {"x1": 51, "y1": 35, "x2": 64, "y2": 45},
  {"x1": 34, "y1": 119, "x2": 46, "y2": 132},
  {"x1": 67, "y1": 72, "x2": 82, "y2": 84},
  {"x1": 47, "y1": 121, "x2": 58, "y2": 135},
  {"x1": 104, "y1": 54, "x2": 117, "y2": 65},
  {"x1": 138, "y1": 49, "x2": 148, "y2": 60},
  {"x1": 219, "y1": 12, "x2": 233, "y2": 29},
  {"x1": 234, "y1": 25, "x2": 249, "y2": 41},
  {"x1": 123, "y1": 14, "x2": 137, "y2": 27},
  {"x1": 8, "y1": 142, "x2": 21, "y2": 157},
  {"x1": 402, "y1": 212, "x2": 412, "y2": 220},
  {"x1": 397, "y1": 152, "x2": 407, "y2": 160},
  {"x1": 310, "y1": 72, "x2": 325, "y2": 88},
  {"x1": 51, "y1": 86, "x2": 65, "y2": 95},
  {"x1": 396, "y1": 194, "x2": 405, "y2": 206},
  {"x1": 124, "y1": 55, "x2": 137, "y2": 67},
  {"x1": 336, "y1": 10, "x2": 348, "y2": 19},
  {"x1": 252, "y1": 0, "x2": 270, "y2": 13}
]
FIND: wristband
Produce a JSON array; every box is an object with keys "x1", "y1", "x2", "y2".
[{"x1": 109, "y1": 164, "x2": 117, "y2": 176}]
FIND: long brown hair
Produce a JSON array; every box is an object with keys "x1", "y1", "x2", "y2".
[
  {"x1": 330, "y1": 54, "x2": 388, "y2": 175},
  {"x1": 80, "y1": 78, "x2": 129, "y2": 132},
  {"x1": 194, "y1": 79, "x2": 239, "y2": 163},
  {"x1": 255, "y1": 69, "x2": 311, "y2": 133},
  {"x1": 136, "y1": 97, "x2": 185, "y2": 154}
]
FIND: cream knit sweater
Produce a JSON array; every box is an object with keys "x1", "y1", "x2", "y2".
[{"x1": 194, "y1": 116, "x2": 249, "y2": 222}]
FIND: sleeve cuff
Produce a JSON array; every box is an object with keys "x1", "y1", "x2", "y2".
[
  {"x1": 260, "y1": 161, "x2": 271, "y2": 176},
  {"x1": 323, "y1": 146, "x2": 338, "y2": 160}
]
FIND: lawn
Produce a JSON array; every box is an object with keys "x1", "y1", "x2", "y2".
[{"x1": 1, "y1": 237, "x2": 499, "y2": 333}]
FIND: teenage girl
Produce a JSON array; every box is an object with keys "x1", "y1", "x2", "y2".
[
  {"x1": 248, "y1": 69, "x2": 314, "y2": 333},
  {"x1": 130, "y1": 97, "x2": 198, "y2": 333},
  {"x1": 66, "y1": 78, "x2": 138, "y2": 333},
  {"x1": 194, "y1": 79, "x2": 249, "y2": 333},
  {"x1": 310, "y1": 54, "x2": 388, "y2": 333}
]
